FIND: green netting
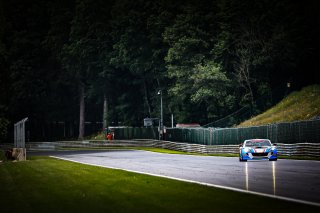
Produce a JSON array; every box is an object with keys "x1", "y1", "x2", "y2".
[
  {"x1": 112, "y1": 119, "x2": 320, "y2": 144},
  {"x1": 114, "y1": 127, "x2": 158, "y2": 140}
]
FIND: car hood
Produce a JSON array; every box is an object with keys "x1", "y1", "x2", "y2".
[{"x1": 243, "y1": 146, "x2": 273, "y2": 152}]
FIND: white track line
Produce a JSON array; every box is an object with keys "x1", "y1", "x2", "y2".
[{"x1": 50, "y1": 156, "x2": 320, "y2": 207}]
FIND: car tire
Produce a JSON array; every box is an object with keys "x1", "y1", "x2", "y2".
[
  {"x1": 239, "y1": 157, "x2": 247, "y2": 162},
  {"x1": 269, "y1": 158, "x2": 277, "y2": 161}
]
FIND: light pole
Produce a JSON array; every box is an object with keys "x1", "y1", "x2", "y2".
[{"x1": 158, "y1": 90, "x2": 163, "y2": 140}]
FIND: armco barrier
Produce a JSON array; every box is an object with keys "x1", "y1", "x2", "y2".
[
  {"x1": 153, "y1": 141, "x2": 320, "y2": 157},
  {"x1": 1, "y1": 140, "x2": 319, "y2": 157},
  {"x1": 24, "y1": 140, "x2": 155, "y2": 150},
  {"x1": 154, "y1": 141, "x2": 208, "y2": 153}
]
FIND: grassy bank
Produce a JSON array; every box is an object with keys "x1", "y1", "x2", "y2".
[
  {"x1": 0, "y1": 157, "x2": 318, "y2": 212},
  {"x1": 239, "y1": 85, "x2": 320, "y2": 127}
]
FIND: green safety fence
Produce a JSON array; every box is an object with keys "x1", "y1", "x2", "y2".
[
  {"x1": 113, "y1": 119, "x2": 320, "y2": 145},
  {"x1": 113, "y1": 127, "x2": 158, "y2": 140}
]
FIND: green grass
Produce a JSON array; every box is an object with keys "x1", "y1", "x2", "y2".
[
  {"x1": 57, "y1": 147, "x2": 190, "y2": 154},
  {"x1": 0, "y1": 149, "x2": 5, "y2": 162},
  {"x1": 137, "y1": 147, "x2": 239, "y2": 157},
  {"x1": 238, "y1": 84, "x2": 320, "y2": 127},
  {"x1": 0, "y1": 157, "x2": 318, "y2": 212}
]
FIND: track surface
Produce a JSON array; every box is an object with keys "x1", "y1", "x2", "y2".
[{"x1": 30, "y1": 150, "x2": 320, "y2": 205}]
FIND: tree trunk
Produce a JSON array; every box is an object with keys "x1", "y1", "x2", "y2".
[
  {"x1": 103, "y1": 94, "x2": 108, "y2": 129},
  {"x1": 143, "y1": 80, "x2": 152, "y2": 117},
  {"x1": 78, "y1": 82, "x2": 85, "y2": 140},
  {"x1": 236, "y1": 51, "x2": 255, "y2": 107}
]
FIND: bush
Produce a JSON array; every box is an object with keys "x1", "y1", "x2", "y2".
[
  {"x1": 0, "y1": 117, "x2": 9, "y2": 142},
  {"x1": 0, "y1": 150, "x2": 6, "y2": 161}
]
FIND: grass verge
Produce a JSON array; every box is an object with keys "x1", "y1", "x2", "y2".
[
  {"x1": 0, "y1": 157, "x2": 319, "y2": 213},
  {"x1": 0, "y1": 149, "x2": 5, "y2": 162},
  {"x1": 57, "y1": 146, "x2": 239, "y2": 157},
  {"x1": 137, "y1": 147, "x2": 240, "y2": 157}
]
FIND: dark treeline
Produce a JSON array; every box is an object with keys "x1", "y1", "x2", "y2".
[{"x1": 0, "y1": 0, "x2": 319, "y2": 141}]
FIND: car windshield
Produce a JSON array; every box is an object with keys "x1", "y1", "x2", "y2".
[{"x1": 245, "y1": 140, "x2": 271, "y2": 147}]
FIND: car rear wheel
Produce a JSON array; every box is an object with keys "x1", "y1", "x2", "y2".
[{"x1": 269, "y1": 158, "x2": 277, "y2": 161}]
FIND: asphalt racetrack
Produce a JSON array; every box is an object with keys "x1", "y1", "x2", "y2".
[{"x1": 30, "y1": 150, "x2": 320, "y2": 206}]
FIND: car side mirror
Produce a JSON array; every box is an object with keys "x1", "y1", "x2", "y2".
[
  {"x1": 273, "y1": 143, "x2": 277, "y2": 146},
  {"x1": 239, "y1": 144, "x2": 242, "y2": 147}
]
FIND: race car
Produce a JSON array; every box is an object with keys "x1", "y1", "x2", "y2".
[{"x1": 239, "y1": 139, "x2": 277, "y2": 161}]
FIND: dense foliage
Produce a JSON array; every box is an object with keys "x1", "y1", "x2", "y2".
[{"x1": 0, "y1": 0, "x2": 319, "y2": 141}]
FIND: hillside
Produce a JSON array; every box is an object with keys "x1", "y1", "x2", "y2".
[{"x1": 238, "y1": 85, "x2": 320, "y2": 127}]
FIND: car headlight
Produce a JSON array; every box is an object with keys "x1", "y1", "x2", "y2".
[
  {"x1": 271, "y1": 146, "x2": 276, "y2": 151},
  {"x1": 244, "y1": 147, "x2": 251, "y2": 152}
]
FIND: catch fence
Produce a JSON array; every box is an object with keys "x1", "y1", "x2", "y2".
[{"x1": 113, "y1": 119, "x2": 320, "y2": 145}]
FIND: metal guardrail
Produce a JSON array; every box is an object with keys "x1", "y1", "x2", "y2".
[
  {"x1": 23, "y1": 140, "x2": 155, "y2": 150},
  {"x1": 155, "y1": 141, "x2": 320, "y2": 157},
  {"x1": 277, "y1": 143, "x2": 320, "y2": 157},
  {"x1": 154, "y1": 141, "x2": 208, "y2": 153},
  {"x1": 1, "y1": 140, "x2": 319, "y2": 157}
]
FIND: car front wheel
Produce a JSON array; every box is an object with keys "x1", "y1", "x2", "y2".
[{"x1": 239, "y1": 156, "x2": 247, "y2": 162}]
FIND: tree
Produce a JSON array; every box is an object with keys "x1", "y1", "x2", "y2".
[
  {"x1": 4, "y1": 0, "x2": 53, "y2": 130},
  {"x1": 163, "y1": 2, "x2": 232, "y2": 123},
  {"x1": 190, "y1": 61, "x2": 233, "y2": 116},
  {"x1": 42, "y1": 0, "x2": 79, "y2": 139},
  {"x1": 61, "y1": 0, "x2": 113, "y2": 139},
  {"x1": 213, "y1": 0, "x2": 304, "y2": 115},
  {"x1": 1, "y1": 0, "x2": 318, "y2": 138},
  {"x1": 0, "y1": 0, "x2": 9, "y2": 141},
  {"x1": 110, "y1": 0, "x2": 173, "y2": 125}
]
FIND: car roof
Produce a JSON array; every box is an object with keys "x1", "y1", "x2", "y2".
[{"x1": 244, "y1": 139, "x2": 271, "y2": 142}]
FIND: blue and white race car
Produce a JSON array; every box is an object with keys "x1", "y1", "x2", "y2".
[{"x1": 239, "y1": 139, "x2": 278, "y2": 161}]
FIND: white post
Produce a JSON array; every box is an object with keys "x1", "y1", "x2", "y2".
[
  {"x1": 171, "y1": 114, "x2": 174, "y2": 128},
  {"x1": 160, "y1": 91, "x2": 163, "y2": 131},
  {"x1": 158, "y1": 90, "x2": 163, "y2": 140}
]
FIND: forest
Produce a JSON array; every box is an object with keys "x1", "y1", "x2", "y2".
[{"x1": 0, "y1": 0, "x2": 319, "y2": 141}]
